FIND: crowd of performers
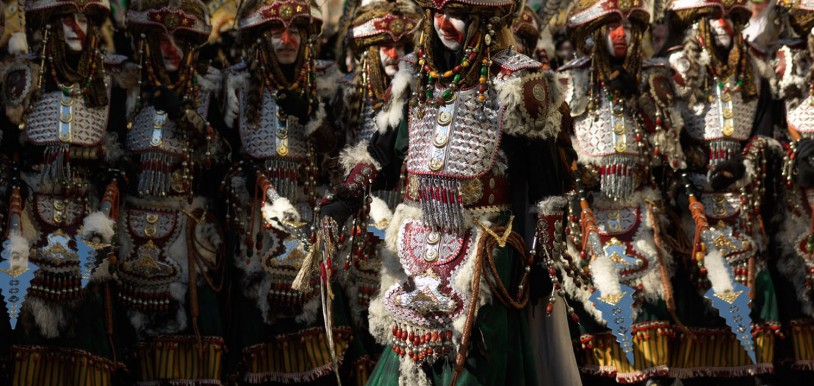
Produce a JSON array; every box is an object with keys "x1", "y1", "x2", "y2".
[{"x1": 4, "y1": 0, "x2": 814, "y2": 385}]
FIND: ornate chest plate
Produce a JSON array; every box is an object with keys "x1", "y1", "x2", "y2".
[
  {"x1": 573, "y1": 95, "x2": 641, "y2": 158},
  {"x1": 406, "y1": 88, "x2": 503, "y2": 178},
  {"x1": 682, "y1": 77, "x2": 757, "y2": 142},
  {"x1": 26, "y1": 84, "x2": 110, "y2": 147},
  {"x1": 127, "y1": 92, "x2": 210, "y2": 154},
  {"x1": 239, "y1": 88, "x2": 309, "y2": 161}
]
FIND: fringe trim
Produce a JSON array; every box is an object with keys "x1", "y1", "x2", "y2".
[
  {"x1": 579, "y1": 364, "x2": 670, "y2": 384},
  {"x1": 243, "y1": 352, "x2": 347, "y2": 384},
  {"x1": 669, "y1": 364, "x2": 774, "y2": 378}
]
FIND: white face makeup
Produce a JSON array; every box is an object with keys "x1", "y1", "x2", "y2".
[
  {"x1": 158, "y1": 33, "x2": 184, "y2": 72},
  {"x1": 379, "y1": 43, "x2": 405, "y2": 77},
  {"x1": 61, "y1": 13, "x2": 88, "y2": 52},
  {"x1": 710, "y1": 18, "x2": 734, "y2": 49},
  {"x1": 433, "y1": 11, "x2": 467, "y2": 51},
  {"x1": 270, "y1": 25, "x2": 302, "y2": 65},
  {"x1": 604, "y1": 21, "x2": 631, "y2": 59}
]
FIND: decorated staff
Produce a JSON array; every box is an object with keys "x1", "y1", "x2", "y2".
[
  {"x1": 554, "y1": 0, "x2": 685, "y2": 383},
  {"x1": 318, "y1": 0, "x2": 573, "y2": 382},
  {"x1": 0, "y1": 0, "x2": 129, "y2": 383},
  {"x1": 220, "y1": 0, "x2": 350, "y2": 383},
  {"x1": 333, "y1": 0, "x2": 421, "y2": 382},
  {"x1": 118, "y1": 0, "x2": 226, "y2": 384},
  {"x1": 667, "y1": 0, "x2": 782, "y2": 378}
]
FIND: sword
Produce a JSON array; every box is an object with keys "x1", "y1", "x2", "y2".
[
  {"x1": 681, "y1": 173, "x2": 757, "y2": 363},
  {"x1": 572, "y1": 163, "x2": 636, "y2": 365}
]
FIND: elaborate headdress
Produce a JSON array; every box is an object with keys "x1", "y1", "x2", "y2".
[
  {"x1": 512, "y1": 5, "x2": 541, "y2": 52},
  {"x1": 128, "y1": 0, "x2": 212, "y2": 45},
  {"x1": 566, "y1": 0, "x2": 652, "y2": 40},
  {"x1": 26, "y1": 0, "x2": 110, "y2": 29},
  {"x1": 779, "y1": 0, "x2": 814, "y2": 35},
  {"x1": 347, "y1": 0, "x2": 421, "y2": 53},
  {"x1": 237, "y1": 0, "x2": 313, "y2": 32}
]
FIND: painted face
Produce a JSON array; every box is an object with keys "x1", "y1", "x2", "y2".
[
  {"x1": 710, "y1": 18, "x2": 734, "y2": 49},
  {"x1": 158, "y1": 33, "x2": 184, "y2": 72},
  {"x1": 433, "y1": 11, "x2": 467, "y2": 51},
  {"x1": 379, "y1": 42, "x2": 405, "y2": 77},
  {"x1": 651, "y1": 23, "x2": 668, "y2": 54},
  {"x1": 61, "y1": 13, "x2": 88, "y2": 52},
  {"x1": 605, "y1": 21, "x2": 630, "y2": 59},
  {"x1": 270, "y1": 25, "x2": 302, "y2": 65}
]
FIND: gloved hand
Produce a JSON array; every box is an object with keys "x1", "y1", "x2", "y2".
[
  {"x1": 796, "y1": 139, "x2": 814, "y2": 188},
  {"x1": 709, "y1": 159, "x2": 746, "y2": 191},
  {"x1": 319, "y1": 199, "x2": 358, "y2": 229},
  {"x1": 275, "y1": 90, "x2": 310, "y2": 122}
]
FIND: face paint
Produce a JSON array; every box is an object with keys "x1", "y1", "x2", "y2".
[
  {"x1": 61, "y1": 13, "x2": 88, "y2": 52},
  {"x1": 270, "y1": 25, "x2": 302, "y2": 65},
  {"x1": 710, "y1": 18, "x2": 734, "y2": 49},
  {"x1": 433, "y1": 11, "x2": 466, "y2": 51},
  {"x1": 158, "y1": 33, "x2": 184, "y2": 72},
  {"x1": 605, "y1": 21, "x2": 630, "y2": 59},
  {"x1": 379, "y1": 42, "x2": 405, "y2": 77}
]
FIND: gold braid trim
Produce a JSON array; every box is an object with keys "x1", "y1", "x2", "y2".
[{"x1": 364, "y1": 46, "x2": 387, "y2": 102}]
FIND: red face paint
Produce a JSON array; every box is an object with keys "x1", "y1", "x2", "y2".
[
  {"x1": 62, "y1": 14, "x2": 86, "y2": 46},
  {"x1": 716, "y1": 18, "x2": 734, "y2": 39},
  {"x1": 434, "y1": 13, "x2": 464, "y2": 46},
  {"x1": 608, "y1": 23, "x2": 628, "y2": 58}
]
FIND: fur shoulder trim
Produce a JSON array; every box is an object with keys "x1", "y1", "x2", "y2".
[
  {"x1": 315, "y1": 60, "x2": 339, "y2": 99},
  {"x1": 375, "y1": 58, "x2": 415, "y2": 132},
  {"x1": 556, "y1": 64, "x2": 589, "y2": 116},
  {"x1": 304, "y1": 101, "x2": 326, "y2": 136},
  {"x1": 8, "y1": 32, "x2": 28, "y2": 55},
  {"x1": 197, "y1": 66, "x2": 222, "y2": 94},
  {"x1": 536, "y1": 196, "x2": 567, "y2": 215},
  {"x1": 339, "y1": 141, "x2": 382, "y2": 174},
  {"x1": 496, "y1": 69, "x2": 563, "y2": 140},
  {"x1": 223, "y1": 67, "x2": 250, "y2": 129},
  {"x1": 80, "y1": 211, "x2": 116, "y2": 244}
]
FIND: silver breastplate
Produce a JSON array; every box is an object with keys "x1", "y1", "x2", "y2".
[
  {"x1": 26, "y1": 83, "x2": 110, "y2": 147},
  {"x1": 573, "y1": 96, "x2": 641, "y2": 159},
  {"x1": 787, "y1": 96, "x2": 814, "y2": 139},
  {"x1": 127, "y1": 89, "x2": 211, "y2": 154},
  {"x1": 239, "y1": 89, "x2": 309, "y2": 161},
  {"x1": 358, "y1": 101, "x2": 378, "y2": 143},
  {"x1": 406, "y1": 88, "x2": 502, "y2": 178},
  {"x1": 682, "y1": 77, "x2": 757, "y2": 142}
]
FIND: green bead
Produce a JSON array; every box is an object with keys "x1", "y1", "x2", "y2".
[
  {"x1": 427, "y1": 75, "x2": 434, "y2": 83},
  {"x1": 453, "y1": 74, "x2": 461, "y2": 83},
  {"x1": 441, "y1": 89, "x2": 453, "y2": 101},
  {"x1": 480, "y1": 67, "x2": 487, "y2": 76},
  {"x1": 425, "y1": 90, "x2": 433, "y2": 99},
  {"x1": 807, "y1": 234, "x2": 814, "y2": 253}
]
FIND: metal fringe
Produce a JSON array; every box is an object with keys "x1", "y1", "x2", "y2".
[
  {"x1": 708, "y1": 139, "x2": 742, "y2": 168},
  {"x1": 138, "y1": 152, "x2": 175, "y2": 197},
  {"x1": 264, "y1": 158, "x2": 300, "y2": 201},
  {"x1": 418, "y1": 175, "x2": 465, "y2": 234},
  {"x1": 599, "y1": 154, "x2": 636, "y2": 201},
  {"x1": 42, "y1": 144, "x2": 72, "y2": 189}
]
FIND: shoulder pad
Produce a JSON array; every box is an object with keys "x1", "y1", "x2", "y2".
[
  {"x1": 492, "y1": 50, "x2": 542, "y2": 72},
  {"x1": 557, "y1": 56, "x2": 591, "y2": 72},
  {"x1": 3, "y1": 60, "x2": 35, "y2": 107},
  {"x1": 518, "y1": 70, "x2": 552, "y2": 125}
]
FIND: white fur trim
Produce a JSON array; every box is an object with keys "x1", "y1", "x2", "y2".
[
  {"x1": 589, "y1": 251, "x2": 622, "y2": 296},
  {"x1": 5, "y1": 231, "x2": 30, "y2": 271},
  {"x1": 375, "y1": 60, "x2": 414, "y2": 132},
  {"x1": 223, "y1": 70, "x2": 250, "y2": 129},
  {"x1": 494, "y1": 71, "x2": 562, "y2": 140},
  {"x1": 198, "y1": 66, "x2": 223, "y2": 94},
  {"x1": 536, "y1": 196, "x2": 567, "y2": 216},
  {"x1": 339, "y1": 141, "x2": 381, "y2": 174},
  {"x1": 26, "y1": 297, "x2": 69, "y2": 338},
  {"x1": 368, "y1": 196, "x2": 393, "y2": 226},
  {"x1": 316, "y1": 64, "x2": 339, "y2": 99},
  {"x1": 703, "y1": 248, "x2": 733, "y2": 293},
  {"x1": 261, "y1": 198, "x2": 301, "y2": 228},
  {"x1": 80, "y1": 211, "x2": 116, "y2": 244},
  {"x1": 304, "y1": 102, "x2": 326, "y2": 136},
  {"x1": 559, "y1": 65, "x2": 590, "y2": 116},
  {"x1": 8, "y1": 32, "x2": 27, "y2": 55},
  {"x1": 102, "y1": 131, "x2": 124, "y2": 164}
]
